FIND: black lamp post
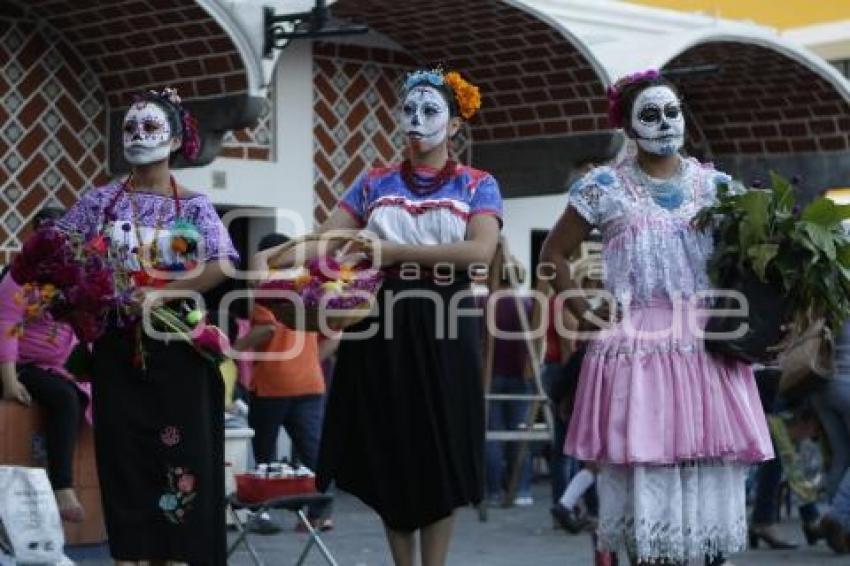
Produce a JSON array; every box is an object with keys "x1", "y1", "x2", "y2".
[{"x1": 263, "y1": 0, "x2": 369, "y2": 58}]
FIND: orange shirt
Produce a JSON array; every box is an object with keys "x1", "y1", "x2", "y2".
[{"x1": 250, "y1": 305, "x2": 326, "y2": 398}]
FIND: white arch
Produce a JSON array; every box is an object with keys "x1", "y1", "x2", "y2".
[
  {"x1": 652, "y1": 29, "x2": 850, "y2": 103},
  {"x1": 197, "y1": 0, "x2": 266, "y2": 96},
  {"x1": 502, "y1": 0, "x2": 613, "y2": 87}
]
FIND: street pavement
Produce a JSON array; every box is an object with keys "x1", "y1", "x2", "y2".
[{"x1": 223, "y1": 483, "x2": 845, "y2": 566}]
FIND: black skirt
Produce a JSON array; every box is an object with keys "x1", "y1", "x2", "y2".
[
  {"x1": 91, "y1": 327, "x2": 226, "y2": 564},
  {"x1": 316, "y1": 277, "x2": 484, "y2": 531}
]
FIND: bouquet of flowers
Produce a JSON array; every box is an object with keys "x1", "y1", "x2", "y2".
[
  {"x1": 10, "y1": 222, "x2": 229, "y2": 365},
  {"x1": 257, "y1": 255, "x2": 383, "y2": 331},
  {"x1": 9, "y1": 224, "x2": 120, "y2": 342},
  {"x1": 694, "y1": 173, "x2": 850, "y2": 363}
]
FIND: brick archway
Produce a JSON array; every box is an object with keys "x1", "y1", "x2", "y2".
[
  {"x1": 323, "y1": 0, "x2": 614, "y2": 201},
  {"x1": 332, "y1": 0, "x2": 608, "y2": 143},
  {"x1": 11, "y1": 0, "x2": 265, "y2": 171},
  {"x1": 665, "y1": 41, "x2": 850, "y2": 157}
]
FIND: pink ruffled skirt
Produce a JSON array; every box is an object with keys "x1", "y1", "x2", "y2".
[{"x1": 565, "y1": 299, "x2": 773, "y2": 465}]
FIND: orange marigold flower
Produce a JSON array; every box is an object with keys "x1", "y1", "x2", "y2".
[
  {"x1": 338, "y1": 265, "x2": 356, "y2": 283},
  {"x1": 444, "y1": 71, "x2": 481, "y2": 120},
  {"x1": 171, "y1": 237, "x2": 189, "y2": 254},
  {"x1": 293, "y1": 272, "x2": 313, "y2": 290}
]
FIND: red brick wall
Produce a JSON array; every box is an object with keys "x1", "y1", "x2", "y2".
[
  {"x1": 667, "y1": 42, "x2": 850, "y2": 155},
  {"x1": 331, "y1": 0, "x2": 608, "y2": 143},
  {"x1": 0, "y1": 16, "x2": 109, "y2": 263},
  {"x1": 221, "y1": 90, "x2": 274, "y2": 161},
  {"x1": 28, "y1": 0, "x2": 249, "y2": 107},
  {"x1": 312, "y1": 43, "x2": 414, "y2": 223}
]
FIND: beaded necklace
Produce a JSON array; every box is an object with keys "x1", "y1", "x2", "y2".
[
  {"x1": 400, "y1": 158, "x2": 457, "y2": 195},
  {"x1": 105, "y1": 174, "x2": 182, "y2": 269},
  {"x1": 631, "y1": 157, "x2": 687, "y2": 211}
]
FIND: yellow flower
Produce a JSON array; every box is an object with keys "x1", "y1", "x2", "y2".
[
  {"x1": 444, "y1": 71, "x2": 482, "y2": 120},
  {"x1": 338, "y1": 265, "x2": 356, "y2": 283},
  {"x1": 321, "y1": 280, "x2": 346, "y2": 294}
]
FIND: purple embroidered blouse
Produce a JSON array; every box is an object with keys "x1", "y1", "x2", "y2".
[{"x1": 59, "y1": 181, "x2": 239, "y2": 265}]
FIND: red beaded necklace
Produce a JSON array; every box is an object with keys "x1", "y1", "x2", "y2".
[{"x1": 400, "y1": 158, "x2": 457, "y2": 194}]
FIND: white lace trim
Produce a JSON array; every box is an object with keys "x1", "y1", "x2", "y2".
[
  {"x1": 597, "y1": 462, "x2": 749, "y2": 562},
  {"x1": 586, "y1": 339, "x2": 705, "y2": 358}
]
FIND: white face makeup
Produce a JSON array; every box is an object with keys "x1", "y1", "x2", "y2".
[
  {"x1": 122, "y1": 101, "x2": 174, "y2": 165},
  {"x1": 630, "y1": 86, "x2": 685, "y2": 156},
  {"x1": 401, "y1": 86, "x2": 450, "y2": 152}
]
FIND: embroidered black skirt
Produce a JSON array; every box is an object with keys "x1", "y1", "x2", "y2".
[
  {"x1": 317, "y1": 277, "x2": 484, "y2": 531},
  {"x1": 91, "y1": 328, "x2": 226, "y2": 564}
]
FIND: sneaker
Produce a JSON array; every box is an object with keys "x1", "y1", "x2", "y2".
[
  {"x1": 247, "y1": 512, "x2": 282, "y2": 535},
  {"x1": 550, "y1": 503, "x2": 589, "y2": 534},
  {"x1": 513, "y1": 495, "x2": 534, "y2": 506}
]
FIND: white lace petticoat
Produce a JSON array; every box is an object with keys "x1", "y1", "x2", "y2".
[{"x1": 597, "y1": 461, "x2": 748, "y2": 562}]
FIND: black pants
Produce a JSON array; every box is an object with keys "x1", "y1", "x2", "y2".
[
  {"x1": 6, "y1": 365, "x2": 85, "y2": 489},
  {"x1": 249, "y1": 393, "x2": 331, "y2": 519}
]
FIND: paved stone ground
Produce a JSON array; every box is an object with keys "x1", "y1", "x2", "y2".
[
  {"x1": 222, "y1": 483, "x2": 840, "y2": 566},
  {"x1": 67, "y1": 482, "x2": 845, "y2": 565}
]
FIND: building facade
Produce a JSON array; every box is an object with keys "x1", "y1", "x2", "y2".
[{"x1": 2, "y1": 0, "x2": 849, "y2": 277}]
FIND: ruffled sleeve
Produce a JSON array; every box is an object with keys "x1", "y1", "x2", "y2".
[
  {"x1": 566, "y1": 167, "x2": 619, "y2": 226},
  {"x1": 58, "y1": 188, "x2": 103, "y2": 239},
  {"x1": 337, "y1": 174, "x2": 369, "y2": 226},
  {"x1": 186, "y1": 197, "x2": 239, "y2": 264},
  {"x1": 469, "y1": 174, "x2": 503, "y2": 226}
]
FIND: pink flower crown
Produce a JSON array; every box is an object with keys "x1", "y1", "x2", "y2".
[
  {"x1": 606, "y1": 69, "x2": 661, "y2": 128},
  {"x1": 134, "y1": 87, "x2": 201, "y2": 161}
]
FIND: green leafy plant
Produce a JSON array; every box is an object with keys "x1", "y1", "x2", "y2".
[{"x1": 694, "y1": 172, "x2": 850, "y2": 331}]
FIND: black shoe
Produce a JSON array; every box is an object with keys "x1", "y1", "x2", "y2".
[
  {"x1": 748, "y1": 525, "x2": 798, "y2": 550},
  {"x1": 550, "y1": 503, "x2": 588, "y2": 534},
  {"x1": 247, "y1": 512, "x2": 283, "y2": 535},
  {"x1": 802, "y1": 520, "x2": 823, "y2": 546}
]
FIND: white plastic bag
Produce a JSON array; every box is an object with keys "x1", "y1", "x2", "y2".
[{"x1": 0, "y1": 466, "x2": 67, "y2": 564}]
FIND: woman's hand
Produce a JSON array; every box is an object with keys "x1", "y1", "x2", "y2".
[
  {"x1": 576, "y1": 301, "x2": 621, "y2": 333},
  {"x1": 2, "y1": 377, "x2": 31, "y2": 406},
  {"x1": 349, "y1": 238, "x2": 403, "y2": 267}
]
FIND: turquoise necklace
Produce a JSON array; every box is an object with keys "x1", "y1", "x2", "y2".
[{"x1": 635, "y1": 159, "x2": 686, "y2": 210}]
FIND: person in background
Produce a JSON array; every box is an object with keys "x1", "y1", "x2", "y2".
[
  {"x1": 485, "y1": 261, "x2": 535, "y2": 506},
  {"x1": 0, "y1": 206, "x2": 89, "y2": 523},
  {"x1": 544, "y1": 162, "x2": 598, "y2": 530},
  {"x1": 547, "y1": 255, "x2": 601, "y2": 534},
  {"x1": 807, "y1": 318, "x2": 850, "y2": 553},
  {"x1": 236, "y1": 232, "x2": 334, "y2": 531}
]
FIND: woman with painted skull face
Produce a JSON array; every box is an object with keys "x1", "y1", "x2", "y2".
[
  {"x1": 59, "y1": 88, "x2": 237, "y2": 565},
  {"x1": 540, "y1": 71, "x2": 773, "y2": 566},
  {"x1": 253, "y1": 68, "x2": 500, "y2": 566}
]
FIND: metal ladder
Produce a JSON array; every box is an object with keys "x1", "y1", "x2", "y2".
[{"x1": 479, "y1": 239, "x2": 553, "y2": 520}]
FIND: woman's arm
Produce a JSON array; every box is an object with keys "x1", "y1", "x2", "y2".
[
  {"x1": 250, "y1": 208, "x2": 362, "y2": 273},
  {"x1": 365, "y1": 215, "x2": 501, "y2": 269},
  {"x1": 232, "y1": 325, "x2": 275, "y2": 351},
  {"x1": 539, "y1": 208, "x2": 594, "y2": 321}
]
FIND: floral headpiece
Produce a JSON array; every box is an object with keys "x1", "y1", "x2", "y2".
[
  {"x1": 134, "y1": 87, "x2": 201, "y2": 161},
  {"x1": 404, "y1": 68, "x2": 482, "y2": 120},
  {"x1": 606, "y1": 69, "x2": 661, "y2": 128}
]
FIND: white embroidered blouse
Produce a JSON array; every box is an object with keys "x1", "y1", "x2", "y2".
[{"x1": 567, "y1": 156, "x2": 732, "y2": 305}]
